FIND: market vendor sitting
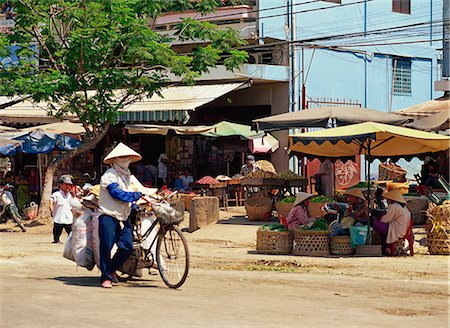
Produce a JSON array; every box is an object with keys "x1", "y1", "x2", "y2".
[
  {"x1": 240, "y1": 155, "x2": 259, "y2": 177},
  {"x1": 373, "y1": 189, "x2": 411, "y2": 256},
  {"x1": 175, "y1": 167, "x2": 193, "y2": 192},
  {"x1": 343, "y1": 188, "x2": 369, "y2": 224},
  {"x1": 286, "y1": 192, "x2": 315, "y2": 230}
]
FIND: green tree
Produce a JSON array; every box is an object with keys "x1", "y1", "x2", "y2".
[{"x1": 0, "y1": 0, "x2": 248, "y2": 221}]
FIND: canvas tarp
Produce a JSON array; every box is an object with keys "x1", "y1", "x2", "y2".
[
  {"x1": 397, "y1": 94, "x2": 450, "y2": 117},
  {"x1": 202, "y1": 121, "x2": 264, "y2": 139},
  {"x1": 405, "y1": 110, "x2": 450, "y2": 133},
  {"x1": 253, "y1": 106, "x2": 409, "y2": 131},
  {"x1": 21, "y1": 121, "x2": 85, "y2": 135},
  {"x1": 126, "y1": 124, "x2": 214, "y2": 136}
]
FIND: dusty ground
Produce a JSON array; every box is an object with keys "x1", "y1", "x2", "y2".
[{"x1": 0, "y1": 207, "x2": 449, "y2": 328}]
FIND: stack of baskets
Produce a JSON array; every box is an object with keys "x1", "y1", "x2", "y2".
[
  {"x1": 256, "y1": 228, "x2": 293, "y2": 255},
  {"x1": 329, "y1": 235, "x2": 355, "y2": 255},
  {"x1": 245, "y1": 195, "x2": 273, "y2": 221},
  {"x1": 293, "y1": 229, "x2": 329, "y2": 256},
  {"x1": 425, "y1": 201, "x2": 450, "y2": 255},
  {"x1": 379, "y1": 163, "x2": 407, "y2": 182}
]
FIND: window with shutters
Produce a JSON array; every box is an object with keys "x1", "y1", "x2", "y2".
[
  {"x1": 393, "y1": 0, "x2": 411, "y2": 14},
  {"x1": 393, "y1": 58, "x2": 412, "y2": 95}
]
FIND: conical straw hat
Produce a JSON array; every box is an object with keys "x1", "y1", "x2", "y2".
[
  {"x1": 382, "y1": 189, "x2": 406, "y2": 204},
  {"x1": 343, "y1": 188, "x2": 366, "y2": 201},
  {"x1": 103, "y1": 142, "x2": 142, "y2": 165},
  {"x1": 293, "y1": 192, "x2": 314, "y2": 207}
]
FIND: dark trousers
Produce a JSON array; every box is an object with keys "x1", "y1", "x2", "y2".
[
  {"x1": 99, "y1": 215, "x2": 133, "y2": 282},
  {"x1": 53, "y1": 223, "x2": 72, "y2": 242}
]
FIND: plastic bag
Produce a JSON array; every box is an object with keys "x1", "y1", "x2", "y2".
[
  {"x1": 349, "y1": 225, "x2": 368, "y2": 248},
  {"x1": 72, "y1": 208, "x2": 95, "y2": 270},
  {"x1": 63, "y1": 232, "x2": 75, "y2": 261}
]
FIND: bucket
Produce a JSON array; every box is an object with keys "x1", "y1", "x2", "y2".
[{"x1": 23, "y1": 202, "x2": 38, "y2": 220}]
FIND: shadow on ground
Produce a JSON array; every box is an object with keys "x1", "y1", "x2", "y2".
[
  {"x1": 53, "y1": 276, "x2": 160, "y2": 288},
  {"x1": 217, "y1": 216, "x2": 278, "y2": 226}
]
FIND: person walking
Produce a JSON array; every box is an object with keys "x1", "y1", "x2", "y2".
[
  {"x1": 51, "y1": 174, "x2": 74, "y2": 244},
  {"x1": 157, "y1": 153, "x2": 169, "y2": 187},
  {"x1": 98, "y1": 143, "x2": 143, "y2": 288}
]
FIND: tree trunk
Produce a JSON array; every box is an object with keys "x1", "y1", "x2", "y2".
[{"x1": 36, "y1": 123, "x2": 110, "y2": 223}]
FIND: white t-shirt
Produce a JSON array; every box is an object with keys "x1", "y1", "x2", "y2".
[
  {"x1": 51, "y1": 190, "x2": 74, "y2": 224},
  {"x1": 98, "y1": 167, "x2": 133, "y2": 222}
]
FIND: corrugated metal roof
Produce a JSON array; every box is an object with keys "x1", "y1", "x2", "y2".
[{"x1": 120, "y1": 83, "x2": 247, "y2": 113}]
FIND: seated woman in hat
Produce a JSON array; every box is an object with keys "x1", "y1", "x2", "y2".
[
  {"x1": 373, "y1": 189, "x2": 411, "y2": 255},
  {"x1": 343, "y1": 188, "x2": 369, "y2": 224},
  {"x1": 285, "y1": 192, "x2": 314, "y2": 230},
  {"x1": 98, "y1": 143, "x2": 143, "y2": 288}
]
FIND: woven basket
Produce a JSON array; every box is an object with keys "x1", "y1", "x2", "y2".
[
  {"x1": 245, "y1": 195, "x2": 272, "y2": 221},
  {"x1": 425, "y1": 203, "x2": 450, "y2": 255},
  {"x1": 330, "y1": 236, "x2": 355, "y2": 255},
  {"x1": 275, "y1": 202, "x2": 295, "y2": 218},
  {"x1": 426, "y1": 225, "x2": 450, "y2": 255},
  {"x1": 293, "y1": 229, "x2": 329, "y2": 256},
  {"x1": 256, "y1": 229, "x2": 293, "y2": 255},
  {"x1": 307, "y1": 202, "x2": 326, "y2": 218},
  {"x1": 379, "y1": 163, "x2": 407, "y2": 182}
]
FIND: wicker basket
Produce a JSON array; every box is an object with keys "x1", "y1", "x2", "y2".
[
  {"x1": 293, "y1": 229, "x2": 329, "y2": 256},
  {"x1": 256, "y1": 229, "x2": 293, "y2": 254},
  {"x1": 425, "y1": 203, "x2": 450, "y2": 255},
  {"x1": 329, "y1": 236, "x2": 355, "y2": 255},
  {"x1": 275, "y1": 202, "x2": 295, "y2": 218},
  {"x1": 307, "y1": 202, "x2": 326, "y2": 218},
  {"x1": 379, "y1": 163, "x2": 407, "y2": 182},
  {"x1": 245, "y1": 195, "x2": 273, "y2": 221}
]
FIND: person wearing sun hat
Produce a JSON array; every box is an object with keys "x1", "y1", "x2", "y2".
[
  {"x1": 98, "y1": 142, "x2": 143, "y2": 288},
  {"x1": 373, "y1": 189, "x2": 411, "y2": 255},
  {"x1": 285, "y1": 192, "x2": 314, "y2": 230},
  {"x1": 343, "y1": 188, "x2": 369, "y2": 224}
]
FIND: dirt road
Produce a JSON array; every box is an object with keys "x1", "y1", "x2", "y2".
[{"x1": 0, "y1": 211, "x2": 449, "y2": 328}]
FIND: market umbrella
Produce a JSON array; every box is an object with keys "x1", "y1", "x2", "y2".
[
  {"x1": 13, "y1": 129, "x2": 81, "y2": 154},
  {"x1": 405, "y1": 110, "x2": 450, "y2": 133},
  {"x1": 253, "y1": 106, "x2": 409, "y2": 132},
  {"x1": 202, "y1": 121, "x2": 265, "y2": 139},
  {"x1": 289, "y1": 121, "x2": 450, "y2": 212}
]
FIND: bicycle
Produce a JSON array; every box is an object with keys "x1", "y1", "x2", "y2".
[{"x1": 119, "y1": 196, "x2": 189, "y2": 289}]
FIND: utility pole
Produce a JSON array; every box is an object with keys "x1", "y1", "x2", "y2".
[{"x1": 436, "y1": 0, "x2": 450, "y2": 92}]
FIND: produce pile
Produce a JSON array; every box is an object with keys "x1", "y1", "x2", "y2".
[
  {"x1": 196, "y1": 176, "x2": 219, "y2": 185},
  {"x1": 280, "y1": 196, "x2": 296, "y2": 203},
  {"x1": 255, "y1": 160, "x2": 277, "y2": 173},
  {"x1": 246, "y1": 170, "x2": 278, "y2": 179},
  {"x1": 301, "y1": 218, "x2": 329, "y2": 231},
  {"x1": 309, "y1": 195, "x2": 334, "y2": 203},
  {"x1": 277, "y1": 170, "x2": 304, "y2": 180},
  {"x1": 259, "y1": 223, "x2": 288, "y2": 232}
]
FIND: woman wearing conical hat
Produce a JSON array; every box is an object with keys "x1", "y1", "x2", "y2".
[
  {"x1": 373, "y1": 189, "x2": 411, "y2": 255},
  {"x1": 98, "y1": 143, "x2": 143, "y2": 288},
  {"x1": 343, "y1": 188, "x2": 369, "y2": 224},
  {"x1": 285, "y1": 192, "x2": 315, "y2": 230}
]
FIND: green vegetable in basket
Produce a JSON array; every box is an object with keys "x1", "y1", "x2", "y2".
[
  {"x1": 310, "y1": 195, "x2": 334, "y2": 203},
  {"x1": 281, "y1": 196, "x2": 296, "y2": 203},
  {"x1": 303, "y1": 218, "x2": 329, "y2": 231},
  {"x1": 260, "y1": 224, "x2": 288, "y2": 232}
]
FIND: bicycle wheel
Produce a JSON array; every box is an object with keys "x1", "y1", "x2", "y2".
[{"x1": 156, "y1": 225, "x2": 189, "y2": 289}]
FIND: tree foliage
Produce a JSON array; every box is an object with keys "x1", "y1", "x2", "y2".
[
  {"x1": 0, "y1": 0, "x2": 248, "y2": 220},
  {"x1": 0, "y1": 0, "x2": 248, "y2": 135}
]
